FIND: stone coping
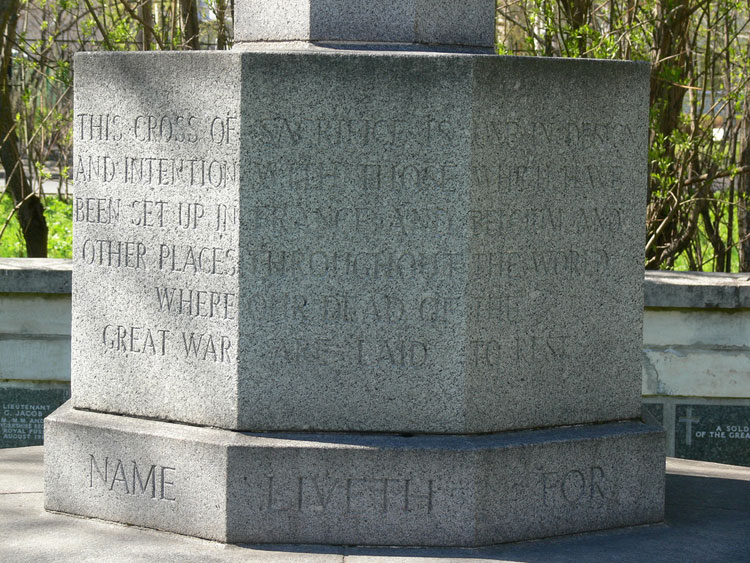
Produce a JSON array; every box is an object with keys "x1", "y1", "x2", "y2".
[
  {"x1": 1, "y1": 259, "x2": 747, "y2": 309},
  {"x1": 645, "y1": 270, "x2": 750, "y2": 309},
  {"x1": 0, "y1": 258, "x2": 72, "y2": 294}
]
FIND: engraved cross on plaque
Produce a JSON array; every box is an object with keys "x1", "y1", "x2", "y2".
[{"x1": 679, "y1": 407, "x2": 700, "y2": 446}]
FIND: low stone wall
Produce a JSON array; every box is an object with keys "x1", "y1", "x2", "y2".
[
  {"x1": 1, "y1": 260, "x2": 748, "y2": 464},
  {"x1": 0, "y1": 259, "x2": 71, "y2": 447},
  {"x1": 643, "y1": 271, "x2": 750, "y2": 466}
]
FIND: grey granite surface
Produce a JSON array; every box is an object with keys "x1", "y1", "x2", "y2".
[
  {"x1": 70, "y1": 50, "x2": 649, "y2": 434},
  {"x1": 0, "y1": 258, "x2": 72, "y2": 293},
  {"x1": 645, "y1": 270, "x2": 750, "y2": 308},
  {"x1": 2, "y1": 446, "x2": 744, "y2": 562},
  {"x1": 70, "y1": 52, "x2": 242, "y2": 428},
  {"x1": 44, "y1": 402, "x2": 664, "y2": 547},
  {"x1": 234, "y1": 0, "x2": 496, "y2": 47}
]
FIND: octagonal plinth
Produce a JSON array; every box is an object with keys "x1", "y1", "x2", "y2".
[
  {"x1": 71, "y1": 50, "x2": 649, "y2": 433},
  {"x1": 45, "y1": 403, "x2": 665, "y2": 546},
  {"x1": 234, "y1": 0, "x2": 496, "y2": 47}
]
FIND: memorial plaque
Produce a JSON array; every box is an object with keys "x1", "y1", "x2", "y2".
[
  {"x1": 675, "y1": 404, "x2": 750, "y2": 467},
  {"x1": 0, "y1": 385, "x2": 70, "y2": 448},
  {"x1": 642, "y1": 402, "x2": 664, "y2": 426}
]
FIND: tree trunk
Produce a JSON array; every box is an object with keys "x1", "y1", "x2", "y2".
[
  {"x1": 738, "y1": 84, "x2": 750, "y2": 271},
  {"x1": 179, "y1": 0, "x2": 199, "y2": 49},
  {"x1": 0, "y1": 0, "x2": 47, "y2": 257},
  {"x1": 215, "y1": 0, "x2": 227, "y2": 50},
  {"x1": 140, "y1": 0, "x2": 154, "y2": 50}
]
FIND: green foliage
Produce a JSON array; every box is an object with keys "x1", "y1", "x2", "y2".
[
  {"x1": 0, "y1": 197, "x2": 27, "y2": 257},
  {"x1": 0, "y1": 196, "x2": 72, "y2": 258},
  {"x1": 44, "y1": 197, "x2": 72, "y2": 258},
  {"x1": 1, "y1": 0, "x2": 233, "y2": 258}
]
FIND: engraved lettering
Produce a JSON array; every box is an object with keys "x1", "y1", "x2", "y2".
[
  {"x1": 123, "y1": 156, "x2": 237, "y2": 188},
  {"x1": 88, "y1": 455, "x2": 174, "y2": 501},
  {"x1": 216, "y1": 204, "x2": 238, "y2": 233},
  {"x1": 158, "y1": 244, "x2": 237, "y2": 276},
  {"x1": 156, "y1": 286, "x2": 236, "y2": 320},
  {"x1": 160, "y1": 466, "x2": 176, "y2": 501},
  {"x1": 130, "y1": 199, "x2": 167, "y2": 228},
  {"x1": 89, "y1": 454, "x2": 107, "y2": 487},
  {"x1": 357, "y1": 339, "x2": 428, "y2": 368},
  {"x1": 539, "y1": 465, "x2": 612, "y2": 507},
  {"x1": 472, "y1": 250, "x2": 610, "y2": 277},
  {"x1": 177, "y1": 202, "x2": 205, "y2": 229},
  {"x1": 74, "y1": 197, "x2": 121, "y2": 224},
  {"x1": 209, "y1": 115, "x2": 238, "y2": 144},
  {"x1": 133, "y1": 114, "x2": 199, "y2": 143},
  {"x1": 75, "y1": 155, "x2": 116, "y2": 183},
  {"x1": 102, "y1": 325, "x2": 169, "y2": 355},
  {"x1": 132, "y1": 463, "x2": 156, "y2": 498},
  {"x1": 181, "y1": 332, "x2": 232, "y2": 363},
  {"x1": 251, "y1": 117, "x2": 453, "y2": 148},
  {"x1": 109, "y1": 459, "x2": 130, "y2": 493},
  {"x1": 80, "y1": 238, "x2": 147, "y2": 270},
  {"x1": 246, "y1": 250, "x2": 462, "y2": 280},
  {"x1": 262, "y1": 475, "x2": 435, "y2": 514},
  {"x1": 249, "y1": 161, "x2": 458, "y2": 193},
  {"x1": 77, "y1": 113, "x2": 123, "y2": 141},
  {"x1": 469, "y1": 334, "x2": 571, "y2": 367}
]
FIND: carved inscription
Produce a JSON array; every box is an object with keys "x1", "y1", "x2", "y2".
[
  {"x1": 250, "y1": 116, "x2": 453, "y2": 148},
  {"x1": 472, "y1": 250, "x2": 610, "y2": 277},
  {"x1": 78, "y1": 237, "x2": 236, "y2": 276},
  {"x1": 538, "y1": 465, "x2": 612, "y2": 507},
  {"x1": 266, "y1": 338, "x2": 429, "y2": 368},
  {"x1": 245, "y1": 250, "x2": 463, "y2": 280},
  {"x1": 469, "y1": 207, "x2": 627, "y2": 237},
  {"x1": 471, "y1": 163, "x2": 626, "y2": 196},
  {"x1": 76, "y1": 104, "x2": 631, "y2": 379},
  {"x1": 475, "y1": 120, "x2": 635, "y2": 151},
  {"x1": 245, "y1": 205, "x2": 459, "y2": 236},
  {"x1": 101, "y1": 324, "x2": 232, "y2": 363},
  {"x1": 77, "y1": 113, "x2": 236, "y2": 144},
  {"x1": 156, "y1": 286, "x2": 236, "y2": 320},
  {"x1": 249, "y1": 160, "x2": 459, "y2": 193},
  {"x1": 75, "y1": 197, "x2": 237, "y2": 233},
  {"x1": 88, "y1": 454, "x2": 176, "y2": 501},
  {"x1": 244, "y1": 292, "x2": 459, "y2": 324},
  {"x1": 263, "y1": 475, "x2": 434, "y2": 514},
  {"x1": 74, "y1": 103, "x2": 241, "y2": 376},
  {"x1": 469, "y1": 334, "x2": 571, "y2": 366},
  {"x1": 75, "y1": 154, "x2": 237, "y2": 189}
]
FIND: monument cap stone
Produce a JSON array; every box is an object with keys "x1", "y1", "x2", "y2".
[{"x1": 234, "y1": 0, "x2": 497, "y2": 47}]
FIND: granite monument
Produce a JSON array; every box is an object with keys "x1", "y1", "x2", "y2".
[{"x1": 45, "y1": 0, "x2": 665, "y2": 546}]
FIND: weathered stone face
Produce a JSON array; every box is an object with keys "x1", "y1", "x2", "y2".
[
  {"x1": 44, "y1": 403, "x2": 665, "y2": 546},
  {"x1": 71, "y1": 50, "x2": 648, "y2": 433},
  {"x1": 71, "y1": 52, "x2": 242, "y2": 428},
  {"x1": 233, "y1": 0, "x2": 497, "y2": 46}
]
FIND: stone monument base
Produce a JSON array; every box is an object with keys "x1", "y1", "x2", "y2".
[{"x1": 44, "y1": 402, "x2": 664, "y2": 546}]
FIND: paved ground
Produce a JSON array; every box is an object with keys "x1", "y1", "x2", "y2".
[{"x1": 2, "y1": 446, "x2": 749, "y2": 562}]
